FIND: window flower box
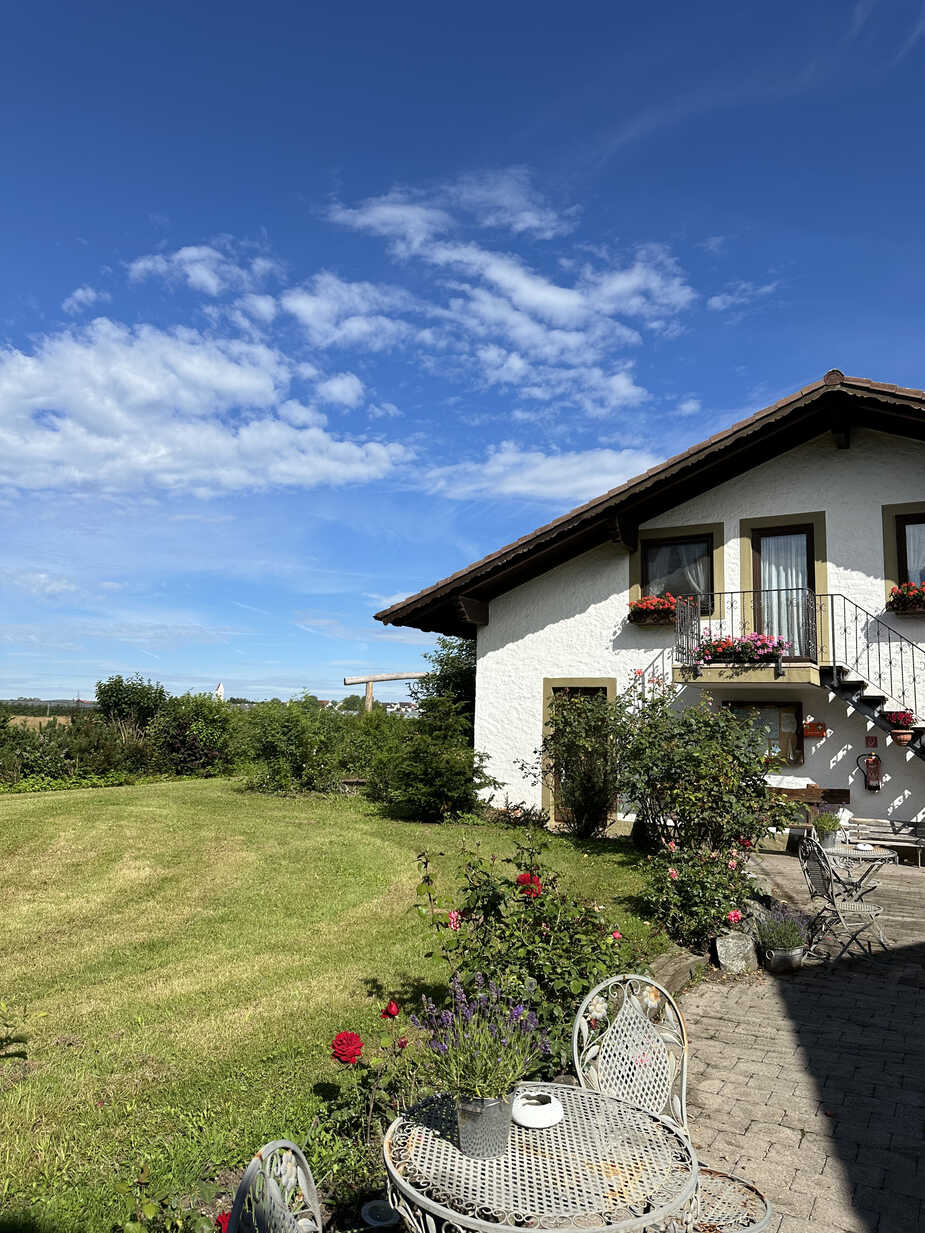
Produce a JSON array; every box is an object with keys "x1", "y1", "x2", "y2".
[
  {"x1": 886, "y1": 582, "x2": 925, "y2": 615},
  {"x1": 694, "y1": 632, "x2": 791, "y2": 665},
  {"x1": 628, "y1": 594, "x2": 677, "y2": 626}
]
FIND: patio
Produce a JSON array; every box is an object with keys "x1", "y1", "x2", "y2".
[{"x1": 680, "y1": 852, "x2": 925, "y2": 1233}]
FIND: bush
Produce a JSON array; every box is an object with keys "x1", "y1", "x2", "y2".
[
  {"x1": 368, "y1": 697, "x2": 497, "y2": 821},
  {"x1": 95, "y1": 673, "x2": 167, "y2": 740},
  {"x1": 525, "y1": 690, "x2": 628, "y2": 838},
  {"x1": 619, "y1": 688, "x2": 803, "y2": 851},
  {"x1": 431, "y1": 834, "x2": 656, "y2": 1067},
  {"x1": 641, "y1": 844, "x2": 757, "y2": 950},
  {"x1": 146, "y1": 693, "x2": 236, "y2": 776}
]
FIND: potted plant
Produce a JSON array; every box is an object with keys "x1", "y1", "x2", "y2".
[
  {"x1": 885, "y1": 709, "x2": 916, "y2": 746},
  {"x1": 694, "y1": 631, "x2": 791, "y2": 665},
  {"x1": 628, "y1": 594, "x2": 678, "y2": 625},
  {"x1": 812, "y1": 811, "x2": 841, "y2": 849},
  {"x1": 886, "y1": 581, "x2": 925, "y2": 615},
  {"x1": 755, "y1": 906, "x2": 809, "y2": 974},
  {"x1": 414, "y1": 974, "x2": 549, "y2": 1159}
]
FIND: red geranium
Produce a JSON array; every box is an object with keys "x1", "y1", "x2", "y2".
[
  {"x1": 516, "y1": 871, "x2": 542, "y2": 899},
  {"x1": 331, "y1": 1030, "x2": 364, "y2": 1064},
  {"x1": 380, "y1": 999, "x2": 400, "y2": 1019}
]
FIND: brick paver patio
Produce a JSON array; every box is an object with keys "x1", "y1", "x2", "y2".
[{"x1": 678, "y1": 853, "x2": 925, "y2": 1233}]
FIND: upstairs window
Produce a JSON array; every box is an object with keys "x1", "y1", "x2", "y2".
[
  {"x1": 897, "y1": 514, "x2": 925, "y2": 586},
  {"x1": 641, "y1": 534, "x2": 713, "y2": 606}
]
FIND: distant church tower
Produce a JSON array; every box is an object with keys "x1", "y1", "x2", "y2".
[{"x1": 215, "y1": 682, "x2": 225, "y2": 702}]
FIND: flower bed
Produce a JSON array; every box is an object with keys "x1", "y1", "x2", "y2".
[
  {"x1": 887, "y1": 581, "x2": 925, "y2": 614},
  {"x1": 694, "y1": 631, "x2": 790, "y2": 664}
]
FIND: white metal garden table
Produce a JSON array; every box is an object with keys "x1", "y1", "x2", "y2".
[
  {"x1": 383, "y1": 1082, "x2": 699, "y2": 1233},
  {"x1": 825, "y1": 842, "x2": 898, "y2": 898}
]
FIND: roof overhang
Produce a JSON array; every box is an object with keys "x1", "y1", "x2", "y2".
[{"x1": 375, "y1": 372, "x2": 925, "y2": 637}]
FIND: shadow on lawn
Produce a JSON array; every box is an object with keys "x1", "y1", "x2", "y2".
[
  {"x1": 774, "y1": 938, "x2": 925, "y2": 1231},
  {"x1": 360, "y1": 973, "x2": 448, "y2": 1013},
  {"x1": 0, "y1": 1214, "x2": 58, "y2": 1233}
]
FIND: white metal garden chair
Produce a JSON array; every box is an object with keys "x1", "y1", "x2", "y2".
[
  {"x1": 227, "y1": 1140, "x2": 323, "y2": 1233},
  {"x1": 799, "y1": 836, "x2": 888, "y2": 960},
  {"x1": 572, "y1": 975, "x2": 772, "y2": 1232}
]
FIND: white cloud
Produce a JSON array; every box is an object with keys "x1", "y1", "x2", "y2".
[
  {"x1": 676, "y1": 396, "x2": 702, "y2": 416},
  {"x1": 0, "y1": 319, "x2": 407, "y2": 494},
  {"x1": 582, "y1": 245, "x2": 696, "y2": 320},
  {"x1": 62, "y1": 285, "x2": 111, "y2": 314},
  {"x1": 424, "y1": 442, "x2": 660, "y2": 502},
  {"x1": 0, "y1": 569, "x2": 78, "y2": 598},
  {"x1": 706, "y1": 280, "x2": 778, "y2": 312},
  {"x1": 328, "y1": 193, "x2": 453, "y2": 251},
  {"x1": 446, "y1": 167, "x2": 578, "y2": 239},
  {"x1": 315, "y1": 371, "x2": 365, "y2": 407},
  {"x1": 237, "y1": 293, "x2": 278, "y2": 322},
  {"x1": 281, "y1": 272, "x2": 415, "y2": 349},
  {"x1": 128, "y1": 243, "x2": 282, "y2": 296}
]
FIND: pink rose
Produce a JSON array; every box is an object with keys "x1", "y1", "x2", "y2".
[
  {"x1": 611, "y1": 929, "x2": 622, "y2": 940},
  {"x1": 667, "y1": 840, "x2": 677, "y2": 851},
  {"x1": 447, "y1": 910, "x2": 460, "y2": 932},
  {"x1": 728, "y1": 859, "x2": 737, "y2": 870},
  {"x1": 727, "y1": 909, "x2": 742, "y2": 924},
  {"x1": 668, "y1": 868, "x2": 679, "y2": 881}
]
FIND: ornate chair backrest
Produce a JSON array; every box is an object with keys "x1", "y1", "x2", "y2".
[
  {"x1": 799, "y1": 836, "x2": 836, "y2": 905},
  {"x1": 227, "y1": 1141, "x2": 323, "y2": 1233},
  {"x1": 572, "y1": 974, "x2": 689, "y2": 1135}
]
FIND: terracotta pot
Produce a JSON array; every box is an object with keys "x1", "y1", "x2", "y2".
[{"x1": 891, "y1": 729, "x2": 913, "y2": 747}]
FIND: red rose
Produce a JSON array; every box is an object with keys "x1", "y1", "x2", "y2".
[
  {"x1": 516, "y1": 872, "x2": 542, "y2": 898},
  {"x1": 396, "y1": 1037, "x2": 409, "y2": 1050},
  {"x1": 380, "y1": 999, "x2": 400, "y2": 1019},
  {"x1": 331, "y1": 1030, "x2": 364, "y2": 1064},
  {"x1": 215, "y1": 1214, "x2": 230, "y2": 1233}
]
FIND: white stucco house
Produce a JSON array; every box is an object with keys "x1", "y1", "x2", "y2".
[{"x1": 376, "y1": 371, "x2": 925, "y2": 826}]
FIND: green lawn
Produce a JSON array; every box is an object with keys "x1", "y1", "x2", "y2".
[{"x1": 0, "y1": 779, "x2": 655, "y2": 1232}]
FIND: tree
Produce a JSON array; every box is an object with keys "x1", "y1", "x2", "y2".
[
  {"x1": 338, "y1": 694, "x2": 364, "y2": 713},
  {"x1": 95, "y1": 674, "x2": 167, "y2": 741},
  {"x1": 411, "y1": 636, "x2": 476, "y2": 728},
  {"x1": 146, "y1": 693, "x2": 235, "y2": 776}
]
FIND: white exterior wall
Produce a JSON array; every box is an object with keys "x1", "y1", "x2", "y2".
[{"x1": 474, "y1": 429, "x2": 925, "y2": 823}]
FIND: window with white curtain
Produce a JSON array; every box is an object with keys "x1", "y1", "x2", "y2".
[
  {"x1": 641, "y1": 536, "x2": 712, "y2": 600},
  {"x1": 899, "y1": 516, "x2": 925, "y2": 586}
]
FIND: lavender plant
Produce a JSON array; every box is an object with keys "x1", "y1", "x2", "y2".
[
  {"x1": 755, "y1": 904, "x2": 810, "y2": 951},
  {"x1": 412, "y1": 974, "x2": 550, "y2": 1099}
]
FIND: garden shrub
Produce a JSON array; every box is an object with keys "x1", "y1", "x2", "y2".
[
  {"x1": 641, "y1": 843, "x2": 758, "y2": 950},
  {"x1": 368, "y1": 696, "x2": 497, "y2": 821},
  {"x1": 95, "y1": 673, "x2": 168, "y2": 741},
  {"x1": 430, "y1": 834, "x2": 656, "y2": 1067},
  {"x1": 146, "y1": 693, "x2": 236, "y2": 776},
  {"x1": 619, "y1": 688, "x2": 803, "y2": 851}
]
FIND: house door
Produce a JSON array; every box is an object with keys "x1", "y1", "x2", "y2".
[
  {"x1": 752, "y1": 525, "x2": 815, "y2": 659},
  {"x1": 549, "y1": 685, "x2": 608, "y2": 828}
]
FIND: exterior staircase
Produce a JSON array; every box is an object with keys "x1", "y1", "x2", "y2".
[{"x1": 819, "y1": 664, "x2": 925, "y2": 760}]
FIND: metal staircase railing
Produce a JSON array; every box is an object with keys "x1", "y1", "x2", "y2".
[{"x1": 820, "y1": 592, "x2": 924, "y2": 721}]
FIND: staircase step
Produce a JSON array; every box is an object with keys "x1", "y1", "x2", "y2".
[
  {"x1": 835, "y1": 678, "x2": 865, "y2": 694},
  {"x1": 860, "y1": 695, "x2": 887, "y2": 709}
]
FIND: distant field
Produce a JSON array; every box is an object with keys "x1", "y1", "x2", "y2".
[
  {"x1": 8, "y1": 714, "x2": 72, "y2": 728},
  {"x1": 0, "y1": 778, "x2": 658, "y2": 1232}
]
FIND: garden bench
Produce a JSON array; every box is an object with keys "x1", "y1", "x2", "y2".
[{"x1": 847, "y1": 817, "x2": 925, "y2": 867}]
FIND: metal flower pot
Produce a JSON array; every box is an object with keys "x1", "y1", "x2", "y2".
[
  {"x1": 817, "y1": 831, "x2": 837, "y2": 849},
  {"x1": 764, "y1": 946, "x2": 805, "y2": 974},
  {"x1": 456, "y1": 1094, "x2": 514, "y2": 1158}
]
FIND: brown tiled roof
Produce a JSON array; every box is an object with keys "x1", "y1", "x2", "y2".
[{"x1": 375, "y1": 371, "x2": 925, "y2": 635}]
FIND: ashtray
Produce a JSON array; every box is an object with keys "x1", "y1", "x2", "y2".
[
  {"x1": 361, "y1": 1200, "x2": 401, "y2": 1228},
  {"x1": 512, "y1": 1091, "x2": 564, "y2": 1129}
]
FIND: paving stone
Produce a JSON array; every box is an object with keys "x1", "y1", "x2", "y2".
[{"x1": 675, "y1": 851, "x2": 925, "y2": 1233}]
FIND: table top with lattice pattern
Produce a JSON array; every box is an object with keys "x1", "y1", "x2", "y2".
[
  {"x1": 383, "y1": 1083, "x2": 698, "y2": 1232},
  {"x1": 827, "y1": 843, "x2": 898, "y2": 862}
]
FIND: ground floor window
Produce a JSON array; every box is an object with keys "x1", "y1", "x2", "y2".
[{"x1": 725, "y1": 700, "x2": 804, "y2": 766}]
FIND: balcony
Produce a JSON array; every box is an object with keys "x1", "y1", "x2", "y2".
[{"x1": 672, "y1": 589, "x2": 822, "y2": 686}]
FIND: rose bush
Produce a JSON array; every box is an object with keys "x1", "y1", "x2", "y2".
[{"x1": 641, "y1": 843, "x2": 757, "y2": 949}]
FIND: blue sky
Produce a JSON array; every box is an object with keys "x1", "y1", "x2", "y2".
[{"x1": 3, "y1": 1, "x2": 925, "y2": 701}]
